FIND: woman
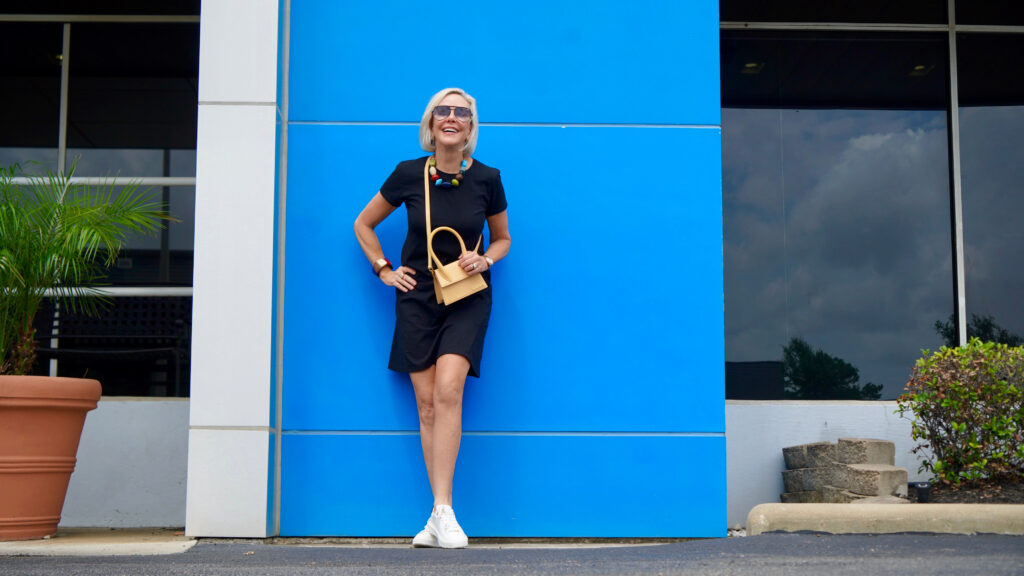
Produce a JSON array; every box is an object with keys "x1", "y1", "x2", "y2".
[{"x1": 354, "y1": 88, "x2": 510, "y2": 548}]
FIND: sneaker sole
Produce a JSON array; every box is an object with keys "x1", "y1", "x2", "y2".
[
  {"x1": 423, "y1": 524, "x2": 468, "y2": 545},
  {"x1": 412, "y1": 529, "x2": 438, "y2": 548},
  {"x1": 434, "y1": 534, "x2": 468, "y2": 549}
]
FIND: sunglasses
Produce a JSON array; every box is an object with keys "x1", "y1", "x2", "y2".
[{"x1": 433, "y1": 105, "x2": 473, "y2": 121}]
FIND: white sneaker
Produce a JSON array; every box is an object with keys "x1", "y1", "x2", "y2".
[
  {"x1": 426, "y1": 505, "x2": 468, "y2": 549},
  {"x1": 412, "y1": 525, "x2": 438, "y2": 548}
]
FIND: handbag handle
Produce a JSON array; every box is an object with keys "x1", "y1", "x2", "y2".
[
  {"x1": 423, "y1": 159, "x2": 434, "y2": 270},
  {"x1": 427, "y1": 226, "x2": 470, "y2": 279},
  {"x1": 423, "y1": 158, "x2": 481, "y2": 272}
]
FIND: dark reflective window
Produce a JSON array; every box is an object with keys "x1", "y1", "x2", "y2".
[
  {"x1": 94, "y1": 185, "x2": 195, "y2": 287},
  {"x1": 722, "y1": 32, "x2": 953, "y2": 400},
  {"x1": 722, "y1": 32, "x2": 948, "y2": 109},
  {"x1": 66, "y1": 23, "x2": 198, "y2": 176},
  {"x1": 34, "y1": 296, "x2": 193, "y2": 397},
  {"x1": 957, "y1": 2, "x2": 1024, "y2": 26},
  {"x1": 4, "y1": 13, "x2": 201, "y2": 397},
  {"x1": 721, "y1": 0, "x2": 946, "y2": 24},
  {"x1": 959, "y1": 33, "x2": 1024, "y2": 346},
  {"x1": 0, "y1": 22, "x2": 62, "y2": 174}
]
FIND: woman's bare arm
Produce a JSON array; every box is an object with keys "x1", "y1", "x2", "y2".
[{"x1": 354, "y1": 192, "x2": 417, "y2": 292}]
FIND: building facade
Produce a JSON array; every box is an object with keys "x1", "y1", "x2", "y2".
[
  {"x1": 3, "y1": 0, "x2": 1021, "y2": 536},
  {"x1": 186, "y1": 0, "x2": 725, "y2": 537}
]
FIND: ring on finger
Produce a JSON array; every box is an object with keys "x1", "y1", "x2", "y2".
[{"x1": 471, "y1": 263, "x2": 477, "y2": 270}]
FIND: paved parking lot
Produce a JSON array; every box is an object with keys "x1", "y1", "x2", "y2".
[{"x1": 3, "y1": 533, "x2": 1023, "y2": 576}]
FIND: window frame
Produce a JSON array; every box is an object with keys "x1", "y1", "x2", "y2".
[{"x1": 721, "y1": 0, "x2": 1024, "y2": 350}]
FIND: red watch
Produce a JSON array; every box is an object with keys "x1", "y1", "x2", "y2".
[{"x1": 373, "y1": 258, "x2": 392, "y2": 276}]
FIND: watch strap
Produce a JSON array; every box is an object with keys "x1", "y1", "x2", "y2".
[{"x1": 373, "y1": 258, "x2": 392, "y2": 276}]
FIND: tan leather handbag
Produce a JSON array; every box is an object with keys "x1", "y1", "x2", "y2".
[
  {"x1": 423, "y1": 159, "x2": 487, "y2": 305},
  {"x1": 428, "y1": 226, "x2": 488, "y2": 305}
]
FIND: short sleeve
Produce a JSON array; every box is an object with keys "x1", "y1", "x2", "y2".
[
  {"x1": 487, "y1": 170, "x2": 508, "y2": 216},
  {"x1": 379, "y1": 161, "x2": 417, "y2": 207}
]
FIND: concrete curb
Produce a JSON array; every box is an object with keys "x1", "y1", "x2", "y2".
[
  {"x1": 0, "y1": 529, "x2": 196, "y2": 557},
  {"x1": 0, "y1": 530, "x2": 681, "y2": 556},
  {"x1": 747, "y1": 503, "x2": 1024, "y2": 536}
]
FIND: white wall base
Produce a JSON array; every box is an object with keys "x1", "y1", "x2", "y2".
[
  {"x1": 59, "y1": 400, "x2": 929, "y2": 532},
  {"x1": 61, "y1": 399, "x2": 189, "y2": 528},
  {"x1": 185, "y1": 428, "x2": 272, "y2": 537},
  {"x1": 725, "y1": 400, "x2": 927, "y2": 528}
]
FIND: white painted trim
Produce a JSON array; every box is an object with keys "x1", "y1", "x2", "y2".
[
  {"x1": 0, "y1": 15, "x2": 199, "y2": 23},
  {"x1": 57, "y1": 24, "x2": 70, "y2": 174},
  {"x1": 720, "y1": 21, "x2": 947, "y2": 31},
  {"x1": 190, "y1": 426, "x2": 272, "y2": 432},
  {"x1": 12, "y1": 177, "x2": 196, "y2": 186},
  {"x1": 272, "y1": 0, "x2": 291, "y2": 539},
  {"x1": 947, "y1": 0, "x2": 968, "y2": 345},
  {"x1": 39, "y1": 287, "x2": 193, "y2": 297},
  {"x1": 954, "y1": 25, "x2": 1024, "y2": 33},
  {"x1": 197, "y1": 101, "x2": 277, "y2": 106},
  {"x1": 720, "y1": 21, "x2": 1024, "y2": 34}
]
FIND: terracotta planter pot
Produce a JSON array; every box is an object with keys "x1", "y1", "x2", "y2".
[{"x1": 0, "y1": 375, "x2": 101, "y2": 541}]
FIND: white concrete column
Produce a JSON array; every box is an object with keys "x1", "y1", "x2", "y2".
[{"x1": 186, "y1": 0, "x2": 280, "y2": 538}]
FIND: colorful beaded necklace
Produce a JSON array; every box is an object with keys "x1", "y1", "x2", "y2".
[{"x1": 429, "y1": 156, "x2": 468, "y2": 187}]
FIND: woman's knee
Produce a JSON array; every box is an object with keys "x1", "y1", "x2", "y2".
[
  {"x1": 417, "y1": 398, "x2": 435, "y2": 425},
  {"x1": 433, "y1": 376, "x2": 464, "y2": 410}
]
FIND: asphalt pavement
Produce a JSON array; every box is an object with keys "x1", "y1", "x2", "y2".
[{"x1": 3, "y1": 533, "x2": 1023, "y2": 576}]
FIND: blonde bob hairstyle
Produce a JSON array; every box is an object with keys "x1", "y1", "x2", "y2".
[{"x1": 419, "y1": 87, "x2": 478, "y2": 157}]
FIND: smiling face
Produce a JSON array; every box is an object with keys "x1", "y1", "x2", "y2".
[{"x1": 430, "y1": 92, "x2": 473, "y2": 151}]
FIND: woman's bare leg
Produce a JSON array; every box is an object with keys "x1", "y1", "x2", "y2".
[
  {"x1": 410, "y1": 366, "x2": 437, "y2": 499},
  {"x1": 430, "y1": 354, "x2": 470, "y2": 507}
]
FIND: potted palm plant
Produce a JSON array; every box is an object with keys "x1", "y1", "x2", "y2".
[{"x1": 0, "y1": 161, "x2": 169, "y2": 540}]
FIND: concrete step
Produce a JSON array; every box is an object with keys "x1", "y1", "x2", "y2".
[
  {"x1": 822, "y1": 485, "x2": 911, "y2": 504},
  {"x1": 822, "y1": 485, "x2": 867, "y2": 503},
  {"x1": 782, "y1": 467, "x2": 831, "y2": 493},
  {"x1": 838, "y1": 438, "x2": 895, "y2": 466},
  {"x1": 783, "y1": 441, "x2": 837, "y2": 470},
  {"x1": 832, "y1": 464, "x2": 908, "y2": 497},
  {"x1": 780, "y1": 490, "x2": 824, "y2": 504}
]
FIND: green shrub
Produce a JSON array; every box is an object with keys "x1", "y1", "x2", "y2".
[{"x1": 897, "y1": 338, "x2": 1024, "y2": 486}]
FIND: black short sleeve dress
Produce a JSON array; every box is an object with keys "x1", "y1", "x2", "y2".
[{"x1": 379, "y1": 156, "x2": 508, "y2": 378}]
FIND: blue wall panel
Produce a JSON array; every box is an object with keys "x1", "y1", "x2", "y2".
[
  {"x1": 281, "y1": 433, "x2": 725, "y2": 537},
  {"x1": 279, "y1": 0, "x2": 724, "y2": 537},
  {"x1": 288, "y1": 0, "x2": 720, "y2": 125},
  {"x1": 283, "y1": 124, "x2": 723, "y2": 433}
]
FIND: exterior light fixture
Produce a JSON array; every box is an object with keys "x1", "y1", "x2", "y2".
[
  {"x1": 910, "y1": 64, "x2": 935, "y2": 77},
  {"x1": 741, "y1": 61, "x2": 765, "y2": 74}
]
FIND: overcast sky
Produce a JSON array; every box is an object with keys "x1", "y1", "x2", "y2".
[
  {"x1": 724, "y1": 108, "x2": 955, "y2": 399},
  {"x1": 959, "y1": 106, "x2": 1024, "y2": 339}
]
